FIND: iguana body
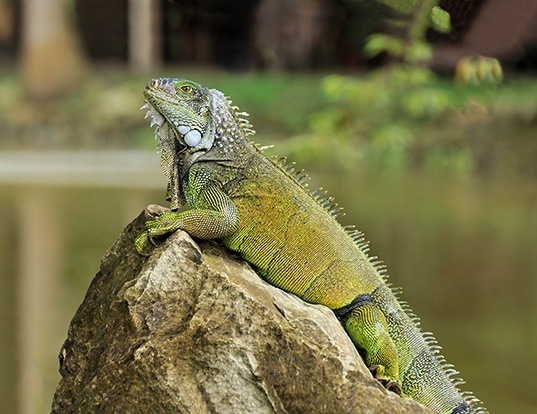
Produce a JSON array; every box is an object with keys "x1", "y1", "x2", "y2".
[{"x1": 135, "y1": 77, "x2": 487, "y2": 414}]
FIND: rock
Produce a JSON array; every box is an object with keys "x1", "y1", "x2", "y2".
[{"x1": 51, "y1": 205, "x2": 431, "y2": 414}]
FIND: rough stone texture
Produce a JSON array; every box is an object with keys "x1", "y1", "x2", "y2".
[{"x1": 51, "y1": 205, "x2": 431, "y2": 414}]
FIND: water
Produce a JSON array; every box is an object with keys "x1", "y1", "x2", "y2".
[
  {"x1": 322, "y1": 171, "x2": 537, "y2": 414},
  {"x1": 0, "y1": 151, "x2": 535, "y2": 413}
]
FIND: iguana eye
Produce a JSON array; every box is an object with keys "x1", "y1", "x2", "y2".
[{"x1": 179, "y1": 84, "x2": 193, "y2": 94}]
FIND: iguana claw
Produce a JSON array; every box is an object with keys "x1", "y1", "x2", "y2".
[
  {"x1": 369, "y1": 364, "x2": 402, "y2": 395},
  {"x1": 135, "y1": 211, "x2": 181, "y2": 255},
  {"x1": 134, "y1": 231, "x2": 150, "y2": 254}
]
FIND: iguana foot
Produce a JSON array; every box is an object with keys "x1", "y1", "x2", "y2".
[
  {"x1": 135, "y1": 231, "x2": 163, "y2": 256},
  {"x1": 145, "y1": 211, "x2": 183, "y2": 236},
  {"x1": 135, "y1": 206, "x2": 176, "y2": 255},
  {"x1": 369, "y1": 364, "x2": 402, "y2": 395},
  {"x1": 134, "y1": 231, "x2": 163, "y2": 256}
]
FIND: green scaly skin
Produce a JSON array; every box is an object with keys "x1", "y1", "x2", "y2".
[{"x1": 135, "y1": 78, "x2": 487, "y2": 414}]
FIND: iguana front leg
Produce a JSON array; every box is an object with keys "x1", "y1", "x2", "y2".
[{"x1": 135, "y1": 183, "x2": 239, "y2": 253}]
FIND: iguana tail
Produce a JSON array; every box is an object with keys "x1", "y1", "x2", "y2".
[{"x1": 338, "y1": 284, "x2": 486, "y2": 414}]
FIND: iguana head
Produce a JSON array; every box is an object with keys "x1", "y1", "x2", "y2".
[
  {"x1": 142, "y1": 78, "x2": 211, "y2": 149},
  {"x1": 142, "y1": 77, "x2": 253, "y2": 154}
]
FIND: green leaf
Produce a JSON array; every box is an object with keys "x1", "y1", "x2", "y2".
[
  {"x1": 430, "y1": 6, "x2": 452, "y2": 33},
  {"x1": 405, "y1": 41, "x2": 432, "y2": 64},
  {"x1": 364, "y1": 34, "x2": 404, "y2": 58}
]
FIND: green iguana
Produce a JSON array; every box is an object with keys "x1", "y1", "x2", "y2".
[{"x1": 135, "y1": 77, "x2": 487, "y2": 414}]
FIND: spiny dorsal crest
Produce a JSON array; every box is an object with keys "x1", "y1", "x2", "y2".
[{"x1": 225, "y1": 97, "x2": 255, "y2": 138}]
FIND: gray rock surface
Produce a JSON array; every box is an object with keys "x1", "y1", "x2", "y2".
[{"x1": 51, "y1": 205, "x2": 431, "y2": 414}]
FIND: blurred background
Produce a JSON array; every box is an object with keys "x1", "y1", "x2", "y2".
[{"x1": 0, "y1": 0, "x2": 536, "y2": 413}]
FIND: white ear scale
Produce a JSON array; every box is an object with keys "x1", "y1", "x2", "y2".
[
  {"x1": 178, "y1": 125, "x2": 190, "y2": 135},
  {"x1": 184, "y1": 129, "x2": 202, "y2": 147}
]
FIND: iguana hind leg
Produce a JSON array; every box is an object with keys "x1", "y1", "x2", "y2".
[
  {"x1": 369, "y1": 364, "x2": 402, "y2": 395},
  {"x1": 344, "y1": 304, "x2": 402, "y2": 395}
]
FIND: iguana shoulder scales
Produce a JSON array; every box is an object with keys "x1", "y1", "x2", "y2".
[{"x1": 135, "y1": 77, "x2": 488, "y2": 414}]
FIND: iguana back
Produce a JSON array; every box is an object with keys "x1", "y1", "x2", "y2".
[{"x1": 135, "y1": 77, "x2": 487, "y2": 414}]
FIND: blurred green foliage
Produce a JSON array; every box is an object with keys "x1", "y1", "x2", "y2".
[
  {"x1": 282, "y1": 66, "x2": 536, "y2": 176},
  {"x1": 366, "y1": 0, "x2": 449, "y2": 65},
  {"x1": 0, "y1": 69, "x2": 324, "y2": 149},
  {"x1": 278, "y1": 0, "x2": 528, "y2": 176},
  {"x1": 0, "y1": 67, "x2": 535, "y2": 177}
]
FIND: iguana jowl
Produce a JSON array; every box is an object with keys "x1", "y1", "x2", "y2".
[{"x1": 135, "y1": 77, "x2": 487, "y2": 414}]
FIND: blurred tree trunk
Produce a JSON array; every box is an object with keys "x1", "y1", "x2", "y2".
[
  {"x1": 0, "y1": 0, "x2": 15, "y2": 45},
  {"x1": 19, "y1": 0, "x2": 86, "y2": 99},
  {"x1": 129, "y1": 0, "x2": 161, "y2": 71}
]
